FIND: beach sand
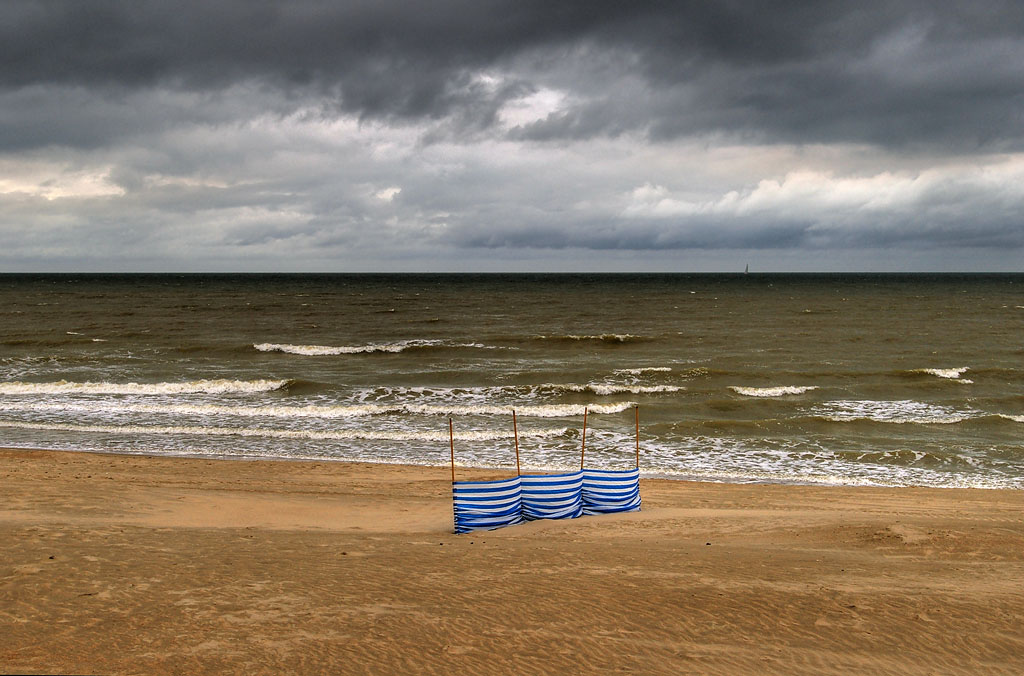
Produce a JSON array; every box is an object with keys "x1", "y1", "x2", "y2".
[{"x1": 2, "y1": 448, "x2": 1023, "y2": 675}]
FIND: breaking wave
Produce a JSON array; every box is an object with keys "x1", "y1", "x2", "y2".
[
  {"x1": 548, "y1": 383, "x2": 682, "y2": 396},
  {"x1": 0, "y1": 420, "x2": 568, "y2": 442},
  {"x1": 0, "y1": 379, "x2": 290, "y2": 396},
  {"x1": 911, "y1": 367, "x2": 971, "y2": 381},
  {"x1": 254, "y1": 340, "x2": 496, "y2": 355},
  {"x1": 809, "y1": 400, "x2": 975, "y2": 424},
  {"x1": 613, "y1": 367, "x2": 673, "y2": 375},
  {"x1": 354, "y1": 383, "x2": 673, "y2": 402},
  {"x1": 729, "y1": 385, "x2": 819, "y2": 397},
  {"x1": 0, "y1": 400, "x2": 636, "y2": 419},
  {"x1": 532, "y1": 334, "x2": 646, "y2": 343}
]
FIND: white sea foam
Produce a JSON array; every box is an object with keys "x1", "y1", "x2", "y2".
[
  {"x1": 0, "y1": 379, "x2": 290, "y2": 395},
  {"x1": 586, "y1": 384, "x2": 681, "y2": 396},
  {"x1": 533, "y1": 333, "x2": 644, "y2": 343},
  {"x1": 544, "y1": 383, "x2": 681, "y2": 396},
  {"x1": 354, "y1": 383, "x2": 673, "y2": 402},
  {"x1": 254, "y1": 340, "x2": 494, "y2": 355},
  {"x1": 651, "y1": 464, "x2": 1018, "y2": 490},
  {"x1": 729, "y1": 385, "x2": 819, "y2": 397},
  {"x1": 0, "y1": 400, "x2": 637, "y2": 419},
  {"x1": 638, "y1": 435, "x2": 1024, "y2": 490},
  {"x1": 913, "y1": 367, "x2": 970, "y2": 380},
  {"x1": 353, "y1": 385, "x2": 512, "y2": 403},
  {"x1": 481, "y1": 401, "x2": 635, "y2": 416},
  {"x1": 613, "y1": 367, "x2": 673, "y2": 375},
  {"x1": 810, "y1": 400, "x2": 973, "y2": 424},
  {"x1": 998, "y1": 413, "x2": 1024, "y2": 423},
  {"x1": 0, "y1": 420, "x2": 567, "y2": 442}
]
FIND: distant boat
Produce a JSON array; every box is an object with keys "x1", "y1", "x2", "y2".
[{"x1": 744, "y1": 264, "x2": 749, "y2": 274}]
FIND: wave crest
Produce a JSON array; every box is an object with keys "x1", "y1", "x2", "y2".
[
  {"x1": 0, "y1": 379, "x2": 290, "y2": 395},
  {"x1": 729, "y1": 385, "x2": 819, "y2": 397},
  {"x1": 0, "y1": 400, "x2": 637, "y2": 419},
  {"x1": 254, "y1": 340, "x2": 495, "y2": 355},
  {"x1": 0, "y1": 420, "x2": 567, "y2": 442},
  {"x1": 912, "y1": 367, "x2": 970, "y2": 380},
  {"x1": 613, "y1": 367, "x2": 672, "y2": 375},
  {"x1": 531, "y1": 383, "x2": 680, "y2": 396},
  {"x1": 810, "y1": 400, "x2": 972, "y2": 424},
  {"x1": 532, "y1": 334, "x2": 646, "y2": 343}
]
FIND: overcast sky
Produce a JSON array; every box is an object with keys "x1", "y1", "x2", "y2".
[{"x1": 2, "y1": 0, "x2": 1023, "y2": 272}]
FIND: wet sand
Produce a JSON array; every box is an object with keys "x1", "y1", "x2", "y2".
[{"x1": 2, "y1": 447, "x2": 1023, "y2": 675}]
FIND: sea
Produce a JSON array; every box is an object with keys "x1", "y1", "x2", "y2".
[{"x1": 1, "y1": 273, "x2": 1022, "y2": 489}]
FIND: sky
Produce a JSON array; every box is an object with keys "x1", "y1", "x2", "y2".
[{"x1": 2, "y1": 1, "x2": 1023, "y2": 272}]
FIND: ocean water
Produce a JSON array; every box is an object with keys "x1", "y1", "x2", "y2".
[{"x1": 1, "y1": 273, "x2": 1022, "y2": 489}]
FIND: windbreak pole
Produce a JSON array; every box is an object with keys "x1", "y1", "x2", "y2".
[
  {"x1": 512, "y1": 410, "x2": 521, "y2": 475},
  {"x1": 449, "y1": 418, "x2": 455, "y2": 483},
  {"x1": 580, "y1": 407, "x2": 588, "y2": 470},
  {"x1": 630, "y1": 407, "x2": 638, "y2": 469}
]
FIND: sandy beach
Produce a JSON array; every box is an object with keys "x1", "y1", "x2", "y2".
[{"x1": 2, "y1": 448, "x2": 1023, "y2": 675}]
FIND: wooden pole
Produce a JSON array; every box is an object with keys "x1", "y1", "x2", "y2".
[
  {"x1": 449, "y1": 418, "x2": 455, "y2": 483},
  {"x1": 580, "y1": 407, "x2": 588, "y2": 470},
  {"x1": 512, "y1": 409, "x2": 521, "y2": 475},
  {"x1": 635, "y1": 405, "x2": 640, "y2": 469}
]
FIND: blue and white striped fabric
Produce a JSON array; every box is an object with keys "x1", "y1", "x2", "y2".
[
  {"x1": 452, "y1": 477, "x2": 523, "y2": 534},
  {"x1": 520, "y1": 471, "x2": 584, "y2": 521},
  {"x1": 582, "y1": 468, "x2": 641, "y2": 515}
]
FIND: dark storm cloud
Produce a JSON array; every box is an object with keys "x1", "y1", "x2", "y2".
[
  {"x1": 3, "y1": 0, "x2": 1024, "y2": 149},
  {"x1": 0, "y1": 1, "x2": 624, "y2": 126},
  {"x1": 2, "y1": 1, "x2": 1023, "y2": 272}
]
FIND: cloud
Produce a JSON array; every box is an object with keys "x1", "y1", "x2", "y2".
[
  {"x1": 0, "y1": 1, "x2": 1022, "y2": 271},
  {"x1": 618, "y1": 156, "x2": 1024, "y2": 250},
  {"x1": 3, "y1": 1, "x2": 1024, "y2": 148}
]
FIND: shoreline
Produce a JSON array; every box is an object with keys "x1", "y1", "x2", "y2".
[
  {"x1": 3, "y1": 446, "x2": 1024, "y2": 674},
  {"x1": 2, "y1": 443, "x2": 1016, "y2": 491}
]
